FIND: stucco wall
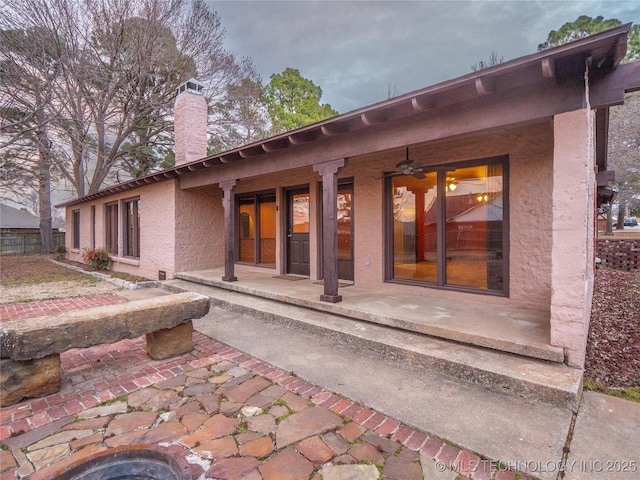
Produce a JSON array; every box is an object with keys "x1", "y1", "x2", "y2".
[
  {"x1": 65, "y1": 204, "x2": 92, "y2": 261},
  {"x1": 139, "y1": 181, "x2": 178, "y2": 279},
  {"x1": 177, "y1": 122, "x2": 553, "y2": 310},
  {"x1": 177, "y1": 122, "x2": 555, "y2": 310},
  {"x1": 340, "y1": 122, "x2": 554, "y2": 310},
  {"x1": 549, "y1": 109, "x2": 595, "y2": 368},
  {"x1": 174, "y1": 186, "x2": 224, "y2": 273},
  {"x1": 64, "y1": 118, "x2": 569, "y2": 319},
  {"x1": 65, "y1": 180, "x2": 177, "y2": 280}
]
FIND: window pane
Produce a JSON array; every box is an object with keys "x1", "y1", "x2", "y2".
[
  {"x1": 73, "y1": 210, "x2": 80, "y2": 249},
  {"x1": 125, "y1": 202, "x2": 133, "y2": 256},
  {"x1": 124, "y1": 199, "x2": 140, "y2": 258},
  {"x1": 105, "y1": 204, "x2": 118, "y2": 254},
  {"x1": 292, "y1": 193, "x2": 309, "y2": 233},
  {"x1": 239, "y1": 198, "x2": 255, "y2": 263},
  {"x1": 392, "y1": 173, "x2": 438, "y2": 283},
  {"x1": 337, "y1": 188, "x2": 352, "y2": 261},
  {"x1": 135, "y1": 200, "x2": 140, "y2": 257},
  {"x1": 259, "y1": 195, "x2": 276, "y2": 266},
  {"x1": 445, "y1": 164, "x2": 503, "y2": 290}
]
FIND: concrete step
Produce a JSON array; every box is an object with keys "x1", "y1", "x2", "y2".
[
  {"x1": 162, "y1": 278, "x2": 582, "y2": 411},
  {"x1": 174, "y1": 271, "x2": 564, "y2": 364}
]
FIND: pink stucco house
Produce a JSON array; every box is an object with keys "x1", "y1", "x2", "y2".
[{"x1": 60, "y1": 26, "x2": 639, "y2": 371}]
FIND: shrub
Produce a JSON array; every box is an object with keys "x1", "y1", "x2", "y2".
[
  {"x1": 82, "y1": 247, "x2": 110, "y2": 270},
  {"x1": 55, "y1": 245, "x2": 67, "y2": 259}
]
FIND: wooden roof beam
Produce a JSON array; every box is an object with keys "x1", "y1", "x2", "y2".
[
  {"x1": 262, "y1": 138, "x2": 289, "y2": 152},
  {"x1": 542, "y1": 58, "x2": 556, "y2": 78},
  {"x1": 590, "y1": 61, "x2": 640, "y2": 108},
  {"x1": 411, "y1": 95, "x2": 436, "y2": 112},
  {"x1": 596, "y1": 170, "x2": 615, "y2": 186},
  {"x1": 321, "y1": 121, "x2": 351, "y2": 136},
  {"x1": 475, "y1": 76, "x2": 495, "y2": 95},
  {"x1": 288, "y1": 129, "x2": 322, "y2": 145},
  {"x1": 360, "y1": 110, "x2": 388, "y2": 126},
  {"x1": 612, "y1": 38, "x2": 628, "y2": 67},
  {"x1": 219, "y1": 154, "x2": 236, "y2": 164},
  {"x1": 238, "y1": 146, "x2": 265, "y2": 159}
]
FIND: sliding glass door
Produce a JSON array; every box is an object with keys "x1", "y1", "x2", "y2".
[
  {"x1": 389, "y1": 156, "x2": 507, "y2": 294},
  {"x1": 238, "y1": 191, "x2": 276, "y2": 267}
]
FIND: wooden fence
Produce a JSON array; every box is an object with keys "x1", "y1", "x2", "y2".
[
  {"x1": 0, "y1": 232, "x2": 65, "y2": 254},
  {"x1": 596, "y1": 239, "x2": 639, "y2": 271}
]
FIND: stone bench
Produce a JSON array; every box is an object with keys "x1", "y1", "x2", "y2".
[{"x1": 0, "y1": 292, "x2": 210, "y2": 407}]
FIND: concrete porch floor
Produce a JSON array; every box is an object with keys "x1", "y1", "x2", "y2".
[{"x1": 175, "y1": 266, "x2": 563, "y2": 363}]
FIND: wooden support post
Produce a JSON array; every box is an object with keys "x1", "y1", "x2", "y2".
[
  {"x1": 313, "y1": 159, "x2": 347, "y2": 303},
  {"x1": 220, "y1": 180, "x2": 237, "y2": 282}
]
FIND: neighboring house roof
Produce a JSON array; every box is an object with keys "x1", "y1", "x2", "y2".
[
  {"x1": 449, "y1": 194, "x2": 504, "y2": 223},
  {"x1": 57, "y1": 24, "x2": 640, "y2": 209},
  {"x1": 0, "y1": 203, "x2": 40, "y2": 229}
]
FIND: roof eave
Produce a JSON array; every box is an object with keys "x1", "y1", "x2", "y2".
[{"x1": 57, "y1": 24, "x2": 632, "y2": 209}]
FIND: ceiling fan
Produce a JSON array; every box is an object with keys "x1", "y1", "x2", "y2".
[{"x1": 386, "y1": 147, "x2": 427, "y2": 179}]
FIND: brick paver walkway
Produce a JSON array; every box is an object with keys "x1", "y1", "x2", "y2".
[
  {"x1": 0, "y1": 294, "x2": 128, "y2": 322},
  {"x1": 0, "y1": 296, "x2": 530, "y2": 480}
]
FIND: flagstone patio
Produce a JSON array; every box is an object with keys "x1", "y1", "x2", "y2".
[{"x1": 0, "y1": 295, "x2": 528, "y2": 480}]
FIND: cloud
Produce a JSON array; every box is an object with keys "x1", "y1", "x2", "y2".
[{"x1": 210, "y1": 0, "x2": 640, "y2": 112}]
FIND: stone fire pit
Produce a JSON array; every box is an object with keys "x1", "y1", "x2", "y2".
[{"x1": 43, "y1": 446, "x2": 192, "y2": 480}]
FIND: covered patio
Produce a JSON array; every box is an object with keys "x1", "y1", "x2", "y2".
[
  {"x1": 167, "y1": 265, "x2": 584, "y2": 410},
  {"x1": 174, "y1": 265, "x2": 562, "y2": 363},
  {"x1": 61, "y1": 25, "x2": 640, "y2": 372}
]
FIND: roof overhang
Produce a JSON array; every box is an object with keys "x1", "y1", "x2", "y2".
[{"x1": 58, "y1": 24, "x2": 636, "y2": 208}]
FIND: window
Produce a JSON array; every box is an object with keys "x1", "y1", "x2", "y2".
[
  {"x1": 259, "y1": 195, "x2": 276, "y2": 265},
  {"x1": 72, "y1": 210, "x2": 80, "y2": 249},
  {"x1": 91, "y1": 206, "x2": 96, "y2": 249},
  {"x1": 388, "y1": 156, "x2": 507, "y2": 294},
  {"x1": 105, "y1": 202, "x2": 118, "y2": 255},
  {"x1": 123, "y1": 198, "x2": 140, "y2": 258},
  {"x1": 239, "y1": 197, "x2": 256, "y2": 263},
  {"x1": 237, "y1": 191, "x2": 276, "y2": 267}
]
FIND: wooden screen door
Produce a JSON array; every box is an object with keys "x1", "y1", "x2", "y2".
[
  {"x1": 337, "y1": 183, "x2": 354, "y2": 281},
  {"x1": 287, "y1": 188, "x2": 310, "y2": 276}
]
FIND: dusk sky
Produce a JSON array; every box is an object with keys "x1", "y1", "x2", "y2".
[{"x1": 210, "y1": 0, "x2": 640, "y2": 113}]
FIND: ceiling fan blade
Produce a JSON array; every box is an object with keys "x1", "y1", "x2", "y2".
[{"x1": 412, "y1": 172, "x2": 426, "y2": 180}]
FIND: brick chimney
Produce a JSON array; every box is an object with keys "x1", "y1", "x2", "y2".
[{"x1": 174, "y1": 78, "x2": 207, "y2": 166}]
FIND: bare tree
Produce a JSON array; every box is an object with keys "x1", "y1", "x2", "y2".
[
  {"x1": 608, "y1": 92, "x2": 640, "y2": 230},
  {"x1": 1, "y1": 0, "x2": 258, "y2": 201},
  {"x1": 209, "y1": 77, "x2": 270, "y2": 153},
  {"x1": 0, "y1": 19, "x2": 68, "y2": 252},
  {"x1": 471, "y1": 51, "x2": 504, "y2": 72}
]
